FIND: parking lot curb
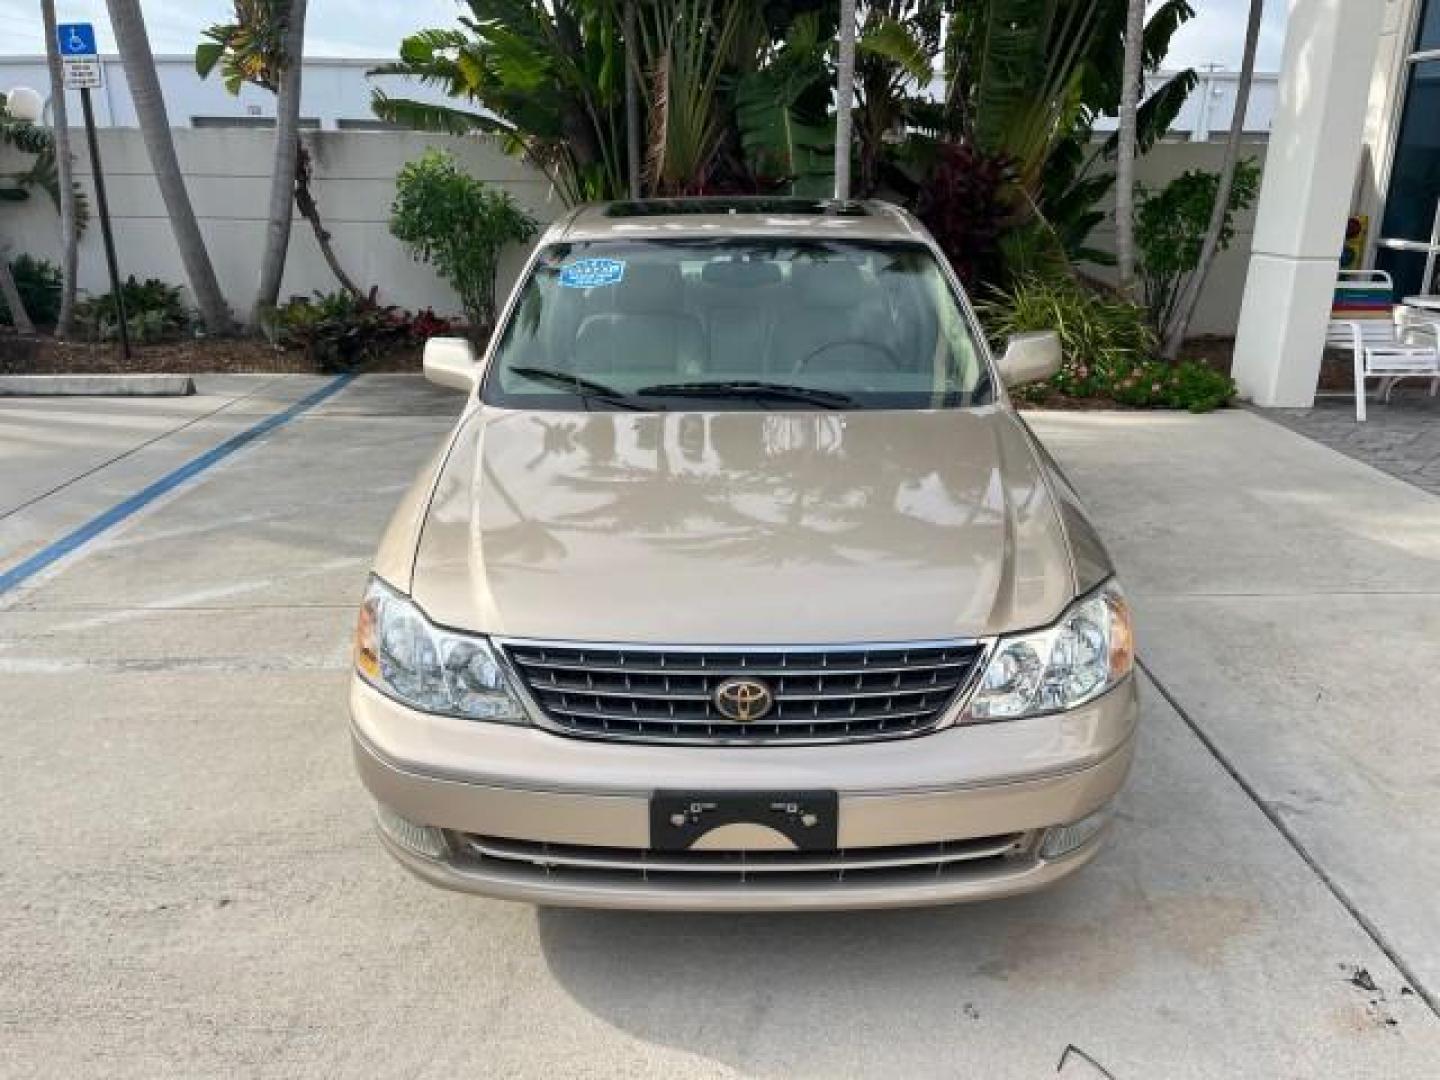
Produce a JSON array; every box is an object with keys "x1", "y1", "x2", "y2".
[{"x1": 0, "y1": 374, "x2": 197, "y2": 396}]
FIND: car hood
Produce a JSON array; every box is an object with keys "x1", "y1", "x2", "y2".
[{"x1": 409, "y1": 406, "x2": 1081, "y2": 644}]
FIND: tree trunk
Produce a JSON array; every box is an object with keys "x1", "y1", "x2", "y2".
[
  {"x1": 252, "y1": 0, "x2": 307, "y2": 329},
  {"x1": 1115, "y1": 0, "x2": 1145, "y2": 298},
  {"x1": 833, "y1": 0, "x2": 858, "y2": 201},
  {"x1": 294, "y1": 139, "x2": 362, "y2": 300},
  {"x1": 0, "y1": 254, "x2": 36, "y2": 335},
  {"x1": 106, "y1": 0, "x2": 232, "y2": 334},
  {"x1": 623, "y1": 0, "x2": 641, "y2": 199},
  {"x1": 1163, "y1": 0, "x2": 1264, "y2": 360},
  {"x1": 41, "y1": 0, "x2": 79, "y2": 337}
]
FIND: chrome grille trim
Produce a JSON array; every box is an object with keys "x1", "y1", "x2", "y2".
[
  {"x1": 456, "y1": 833, "x2": 1029, "y2": 883},
  {"x1": 496, "y1": 638, "x2": 989, "y2": 745}
]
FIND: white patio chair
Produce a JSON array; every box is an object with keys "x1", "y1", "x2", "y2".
[{"x1": 1328, "y1": 270, "x2": 1440, "y2": 421}]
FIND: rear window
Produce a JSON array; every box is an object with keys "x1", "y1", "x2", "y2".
[{"x1": 482, "y1": 238, "x2": 992, "y2": 411}]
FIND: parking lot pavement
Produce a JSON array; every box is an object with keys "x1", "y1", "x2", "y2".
[
  {"x1": 0, "y1": 376, "x2": 341, "y2": 575},
  {"x1": 2, "y1": 378, "x2": 1438, "y2": 1077},
  {"x1": 1028, "y1": 409, "x2": 1440, "y2": 1017}
]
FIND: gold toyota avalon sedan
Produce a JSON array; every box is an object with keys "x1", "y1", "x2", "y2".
[{"x1": 351, "y1": 198, "x2": 1137, "y2": 910}]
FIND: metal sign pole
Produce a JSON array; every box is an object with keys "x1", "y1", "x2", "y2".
[{"x1": 79, "y1": 86, "x2": 130, "y2": 361}]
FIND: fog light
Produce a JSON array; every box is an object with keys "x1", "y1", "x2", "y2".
[
  {"x1": 375, "y1": 803, "x2": 448, "y2": 860},
  {"x1": 1039, "y1": 804, "x2": 1112, "y2": 860}
]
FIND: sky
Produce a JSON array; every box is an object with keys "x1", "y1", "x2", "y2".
[{"x1": 0, "y1": 0, "x2": 1289, "y2": 71}]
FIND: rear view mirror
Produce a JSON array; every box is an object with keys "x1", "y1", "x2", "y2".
[
  {"x1": 997, "y1": 332, "x2": 1062, "y2": 388},
  {"x1": 423, "y1": 337, "x2": 480, "y2": 393}
]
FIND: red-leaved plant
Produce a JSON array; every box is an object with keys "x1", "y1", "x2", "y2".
[{"x1": 914, "y1": 144, "x2": 1018, "y2": 290}]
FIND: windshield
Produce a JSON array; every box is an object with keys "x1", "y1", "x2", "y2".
[{"x1": 482, "y1": 238, "x2": 992, "y2": 411}]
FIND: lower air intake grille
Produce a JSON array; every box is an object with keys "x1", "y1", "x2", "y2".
[{"x1": 455, "y1": 833, "x2": 1029, "y2": 886}]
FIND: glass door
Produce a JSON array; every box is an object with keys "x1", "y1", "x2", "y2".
[{"x1": 1377, "y1": 3, "x2": 1440, "y2": 297}]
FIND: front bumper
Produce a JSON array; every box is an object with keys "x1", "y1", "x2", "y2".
[{"x1": 350, "y1": 675, "x2": 1138, "y2": 911}]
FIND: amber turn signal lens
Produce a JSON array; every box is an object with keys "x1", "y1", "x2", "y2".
[
  {"x1": 355, "y1": 600, "x2": 380, "y2": 678},
  {"x1": 1106, "y1": 590, "x2": 1134, "y2": 679}
]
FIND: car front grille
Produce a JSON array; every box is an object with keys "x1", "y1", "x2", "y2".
[
  {"x1": 453, "y1": 832, "x2": 1031, "y2": 886},
  {"x1": 501, "y1": 641, "x2": 987, "y2": 744}
]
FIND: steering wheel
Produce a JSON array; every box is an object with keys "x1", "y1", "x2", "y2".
[{"x1": 793, "y1": 339, "x2": 903, "y2": 377}]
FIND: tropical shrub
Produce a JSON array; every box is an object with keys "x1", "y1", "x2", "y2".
[
  {"x1": 1105, "y1": 358, "x2": 1236, "y2": 412},
  {"x1": 408, "y1": 308, "x2": 455, "y2": 340},
  {"x1": 0, "y1": 254, "x2": 62, "y2": 327},
  {"x1": 979, "y1": 275, "x2": 1234, "y2": 412},
  {"x1": 74, "y1": 276, "x2": 192, "y2": 343},
  {"x1": 1136, "y1": 158, "x2": 1262, "y2": 333},
  {"x1": 925, "y1": 0, "x2": 1199, "y2": 269},
  {"x1": 390, "y1": 151, "x2": 538, "y2": 328},
  {"x1": 269, "y1": 291, "x2": 409, "y2": 371},
  {"x1": 978, "y1": 275, "x2": 1154, "y2": 387},
  {"x1": 266, "y1": 293, "x2": 454, "y2": 371},
  {"x1": 370, "y1": 0, "x2": 1201, "y2": 295}
]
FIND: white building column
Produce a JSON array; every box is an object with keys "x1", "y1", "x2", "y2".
[{"x1": 1232, "y1": 0, "x2": 1387, "y2": 407}]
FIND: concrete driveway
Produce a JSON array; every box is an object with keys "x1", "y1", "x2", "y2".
[{"x1": 1, "y1": 377, "x2": 1437, "y2": 1078}]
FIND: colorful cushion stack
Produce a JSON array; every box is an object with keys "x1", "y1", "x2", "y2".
[{"x1": 1332, "y1": 280, "x2": 1394, "y2": 321}]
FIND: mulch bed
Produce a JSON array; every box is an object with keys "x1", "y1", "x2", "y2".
[{"x1": 0, "y1": 335, "x2": 425, "y2": 376}]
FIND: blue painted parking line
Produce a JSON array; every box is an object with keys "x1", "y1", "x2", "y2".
[{"x1": 0, "y1": 373, "x2": 355, "y2": 598}]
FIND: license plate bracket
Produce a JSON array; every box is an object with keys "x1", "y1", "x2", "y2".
[{"x1": 650, "y1": 790, "x2": 838, "y2": 852}]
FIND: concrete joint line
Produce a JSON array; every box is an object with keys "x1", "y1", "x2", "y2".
[
  {"x1": 1138, "y1": 657, "x2": 1439, "y2": 1019},
  {"x1": 0, "y1": 374, "x2": 355, "y2": 599}
]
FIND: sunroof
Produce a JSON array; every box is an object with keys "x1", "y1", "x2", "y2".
[{"x1": 603, "y1": 197, "x2": 870, "y2": 219}]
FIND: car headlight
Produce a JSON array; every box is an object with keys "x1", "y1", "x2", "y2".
[
  {"x1": 354, "y1": 576, "x2": 526, "y2": 723},
  {"x1": 967, "y1": 580, "x2": 1133, "y2": 721}
]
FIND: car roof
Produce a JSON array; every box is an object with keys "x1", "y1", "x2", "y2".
[{"x1": 544, "y1": 197, "x2": 931, "y2": 245}]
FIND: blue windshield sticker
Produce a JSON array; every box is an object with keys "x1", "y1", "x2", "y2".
[{"x1": 559, "y1": 257, "x2": 626, "y2": 289}]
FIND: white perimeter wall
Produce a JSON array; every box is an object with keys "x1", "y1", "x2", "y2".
[
  {"x1": 0, "y1": 130, "x2": 563, "y2": 323},
  {"x1": 1, "y1": 130, "x2": 1253, "y2": 336}
]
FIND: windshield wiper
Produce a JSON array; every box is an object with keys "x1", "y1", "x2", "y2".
[
  {"x1": 508, "y1": 366, "x2": 644, "y2": 409},
  {"x1": 635, "y1": 380, "x2": 855, "y2": 409}
]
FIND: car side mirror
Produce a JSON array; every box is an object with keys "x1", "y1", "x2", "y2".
[
  {"x1": 423, "y1": 337, "x2": 481, "y2": 393},
  {"x1": 997, "y1": 331, "x2": 1062, "y2": 388}
]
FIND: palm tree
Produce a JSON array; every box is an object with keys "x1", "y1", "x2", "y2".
[
  {"x1": 40, "y1": 0, "x2": 79, "y2": 336},
  {"x1": 106, "y1": 0, "x2": 232, "y2": 334},
  {"x1": 833, "y1": 0, "x2": 857, "y2": 200},
  {"x1": 197, "y1": 0, "x2": 361, "y2": 308},
  {"x1": 1115, "y1": 0, "x2": 1145, "y2": 296},
  {"x1": 1163, "y1": 0, "x2": 1264, "y2": 359},
  {"x1": 254, "y1": 0, "x2": 307, "y2": 326},
  {"x1": 624, "y1": 0, "x2": 641, "y2": 198}
]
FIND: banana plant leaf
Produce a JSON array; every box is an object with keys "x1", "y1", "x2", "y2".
[{"x1": 732, "y1": 13, "x2": 834, "y2": 197}]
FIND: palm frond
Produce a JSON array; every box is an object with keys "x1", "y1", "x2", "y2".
[
  {"x1": 369, "y1": 90, "x2": 509, "y2": 137},
  {"x1": 1143, "y1": 0, "x2": 1196, "y2": 71},
  {"x1": 858, "y1": 15, "x2": 933, "y2": 85},
  {"x1": 1098, "y1": 68, "x2": 1198, "y2": 157}
]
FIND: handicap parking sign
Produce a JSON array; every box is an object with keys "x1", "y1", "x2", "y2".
[
  {"x1": 57, "y1": 23, "x2": 103, "y2": 89},
  {"x1": 57, "y1": 23, "x2": 98, "y2": 56}
]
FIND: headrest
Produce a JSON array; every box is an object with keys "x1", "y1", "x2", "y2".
[
  {"x1": 701, "y1": 259, "x2": 783, "y2": 289},
  {"x1": 793, "y1": 261, "x2": 866, "y2": 308},
  {"x1": 615, "y1": 263, "x2": 685, "y2": 314}
]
